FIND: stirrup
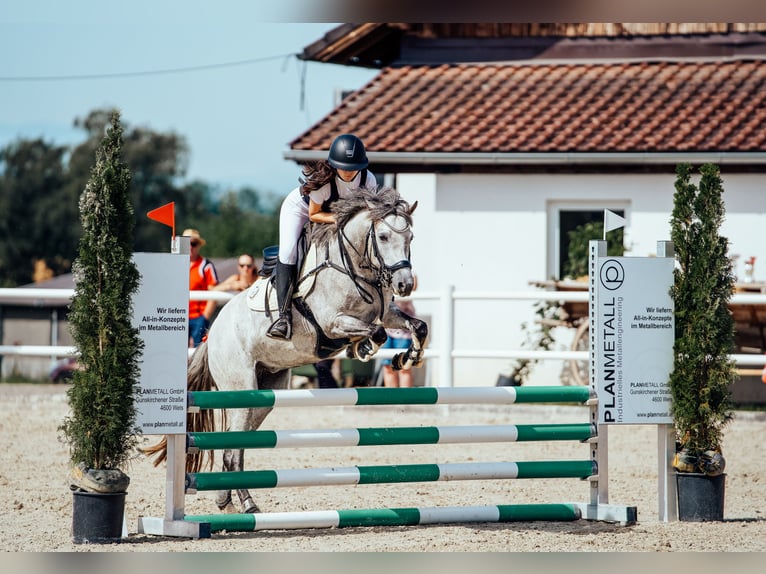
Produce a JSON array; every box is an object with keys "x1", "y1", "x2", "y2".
[{"x1": 267, "y1": 314, "x2": 292, "y2": 340}]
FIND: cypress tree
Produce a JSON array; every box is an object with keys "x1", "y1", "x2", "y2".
[
  {"x1": 59, "y1": 111, "x2": 144, "y2": 473},
  {"x1": 668, "y1": 163, "x2": 735, "y2": 474}
]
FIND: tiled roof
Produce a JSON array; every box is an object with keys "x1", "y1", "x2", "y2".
[{"x1": 290, "y1": 59, "x2": 766, "y2": 158}]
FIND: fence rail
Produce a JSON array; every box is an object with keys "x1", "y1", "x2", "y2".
[{"x1": 3, "y1": 286, "x2": 766, "y2": 386}]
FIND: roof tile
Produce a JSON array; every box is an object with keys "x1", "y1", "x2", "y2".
[{"x1": 292, "y1": 60, "x2": 766, "y2": 155}]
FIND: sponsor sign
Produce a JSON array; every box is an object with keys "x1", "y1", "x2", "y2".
[
  {"x1": 593, "y1": 255, "x2": 674, "y2": 424},
  {"x1": 132, "y1": 253, "x2": 189, "y2": 434}
]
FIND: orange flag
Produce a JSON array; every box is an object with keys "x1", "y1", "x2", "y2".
[{"x1": 147, "y1": 202, "x2": 175, "y2": 237}]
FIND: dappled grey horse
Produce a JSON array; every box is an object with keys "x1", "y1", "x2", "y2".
[{"x1": 145, "y1": 186, "x2": 428, "y2": 513}]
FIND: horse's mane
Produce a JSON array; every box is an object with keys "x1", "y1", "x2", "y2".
[{"x1": 310, "y1": 186, "x2": 413, "y2": 248}]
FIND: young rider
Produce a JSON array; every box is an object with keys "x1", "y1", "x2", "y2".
[{"x1": 267, "y1": 134, "x2": 378, "y2": 340}]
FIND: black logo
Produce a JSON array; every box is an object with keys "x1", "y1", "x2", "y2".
[{"x1": 599, "y1": 259, "x2": 624, "y2": 290}]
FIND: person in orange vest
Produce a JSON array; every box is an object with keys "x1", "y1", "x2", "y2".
[{"x1": 183, "y1": 228, "x2": 219, "y2": 347}]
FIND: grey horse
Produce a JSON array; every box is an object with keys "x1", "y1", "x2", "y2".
[{"x1": 145, "y1": 186, "x2": 428, "y2": 513}]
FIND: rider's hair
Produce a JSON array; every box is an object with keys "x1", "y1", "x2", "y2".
[{"x1": 299, "y1": 161, "x2": 335, "y2": 195}]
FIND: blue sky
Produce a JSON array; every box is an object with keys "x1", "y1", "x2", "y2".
[{"x1": 0, "y1": 2, "x2": 378, "y2": 196}]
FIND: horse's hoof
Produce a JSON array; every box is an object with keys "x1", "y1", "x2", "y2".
[
  {"x1": 353, "y1": 340, "x2": 375, "y2": 362},
  {"x1": 242, "y1": 499, "x2": 260, "y2": 514}
]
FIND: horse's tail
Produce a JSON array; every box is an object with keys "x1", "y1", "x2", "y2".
[{"x1": 140, "y1": 341, "x2": 225, "y2": 473}]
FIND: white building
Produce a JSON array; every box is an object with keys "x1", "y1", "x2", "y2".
[{"x1": 286, "y1": 24, "x2": 766, "y2": 386}]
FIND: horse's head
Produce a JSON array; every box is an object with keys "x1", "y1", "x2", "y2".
[
  {"x1": 313, "y1": 187, "x2": 417, "y2": 297},
  {"x1": 370, "y1": 199, "x2": 416, "y2": 296}
]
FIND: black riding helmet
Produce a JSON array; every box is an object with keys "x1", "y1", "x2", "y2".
[{"x1": 327, "y1": 134, "x2": 368, "y2": 171}]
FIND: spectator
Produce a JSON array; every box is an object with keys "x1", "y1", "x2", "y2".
[
  {"x1": 214, "y1": 253, "x2": 258, "y2": 292},
  {"x1": 184, "y1": 228, "x2": 218, "y2": 347}
]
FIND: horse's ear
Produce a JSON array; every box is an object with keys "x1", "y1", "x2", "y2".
[{"x1": 408, "y1": 200, "x2": 418, "y2": 215}]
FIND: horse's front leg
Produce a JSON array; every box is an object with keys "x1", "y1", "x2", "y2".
[
  {"x1": 392, "y1": 315, "x2": 428, "y2": 370},
  {"x1": 328, "y1": 315, "x2": 387, "y2": 362},
  {"x1": 382, "y1": 303, "x2": 429, "y2": 371}
]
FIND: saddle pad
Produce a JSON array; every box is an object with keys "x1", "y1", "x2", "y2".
[{"x1": 246, "y1": 278, "x2": 276, "y2": 313}]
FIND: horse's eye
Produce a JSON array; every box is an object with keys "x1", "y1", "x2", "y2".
[{"x1": 379, "y1": 232, "x2": 390, "y2": 243}]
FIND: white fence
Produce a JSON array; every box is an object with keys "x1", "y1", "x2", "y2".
[{"x1": 2, "y1": 286, "x2": 766, "y2": 386}]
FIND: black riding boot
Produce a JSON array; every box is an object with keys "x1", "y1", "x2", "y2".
[{"x1": 267, "y1": 261, "x2": 296, "y2": 340}]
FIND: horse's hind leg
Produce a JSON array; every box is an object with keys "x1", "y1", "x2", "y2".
[
  {"x1": 232, "y1": 368, "x2": 292, "y2": 513},
  {"x1": 214, "y1": 368, "x2": 289, "y2": 514},
  {"x1": 219, "y1": 406, "x2": 274, "y2": 513},
  {"x1": 216, "y1": 446, "x2": 260, "y2": 513},
  {"x1": 215, "y1": 447, "x2": 237, "y2": 513},
  {"x1": 236, "y1": 406, "x2": 274, "y2": 513},
  {"x1": 216, "y1": 447, "x2": 259, "y2": 513},
  {"x1": 215, "y1": 403, "x2": 266, "y2": 513}
]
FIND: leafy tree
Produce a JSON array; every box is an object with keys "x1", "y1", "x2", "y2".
[
  {"x1": 66, "y1": 109, "x2": 196, "y2": 252},
  {"x1": 0, "y1": 107, "x2": 280, "y2": 286},
  {"x1": 60, "y1": 110, "x2": 144, "y2": 472},
  {"x1": 0, "y1": 139, "x2": 73, "y2": 286},
  {"x1": 184, "y1": 187, "x2": 279, "y2": 259}
]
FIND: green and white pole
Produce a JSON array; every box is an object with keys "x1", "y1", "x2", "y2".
[
  {"x1": 187, "y1": 423, "x2": 595, "y2": 451},
  {"x1": 188, "y1": 385, "x2": 592, "y2": 410},
  {"x1": 185, "y1": 503, "x2": 582, "y2": 532},
  {"x1": 186, "y1": 460, "x2": 595, "y2": 492}
]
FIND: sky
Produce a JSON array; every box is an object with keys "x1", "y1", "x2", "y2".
[{"x1": 0, "y1": 1, "x2": 378, "y2": 197}]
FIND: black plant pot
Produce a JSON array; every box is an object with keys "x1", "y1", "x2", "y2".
[
  {"x1": 676, "y1": 472, "x2": 725, "y2": 521},
  {"x1": 72, "y1": 490, "x2": 126, "y2": 544},
  {"x1": 496, "y1": 374, "x2": 522, "y2": 387}
]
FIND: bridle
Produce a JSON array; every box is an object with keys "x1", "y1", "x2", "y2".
[
  {"x1": 363, "y1": 217, "x2": 412, "y2": 278},
  {"x1": 300, "y1": 211, "x2": 412, "y2": 319}
]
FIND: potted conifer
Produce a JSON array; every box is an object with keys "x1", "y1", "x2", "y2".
[
  {"x1": 668, "y1": 162, "x2": 736, "y2": 521},
  {"x1": 59, "y1": 110, "x2": 144, "y2": 543}
]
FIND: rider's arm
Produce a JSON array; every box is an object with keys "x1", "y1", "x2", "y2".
[{"x1": 308, "y1": 199, "x2": 336, "y2": 224}]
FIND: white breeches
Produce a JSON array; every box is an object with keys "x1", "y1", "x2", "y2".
[{"x1": 278, "y1": 193, "x2": 309, "y2": 265}]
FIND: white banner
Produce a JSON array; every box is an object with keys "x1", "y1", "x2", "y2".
[
  {"x1": 132, "y1": 252, "x2": 189, "y2": 435},
  {"x1": 593, "y1": 256, "x2": 674, "y2": 424}
]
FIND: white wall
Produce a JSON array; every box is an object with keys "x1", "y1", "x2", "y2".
[{"x1": 397, "y1": 170, "x2": 766, "y2": 387}]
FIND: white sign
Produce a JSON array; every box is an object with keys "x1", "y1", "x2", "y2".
[
  {"x1": 593, "y1": 256, "x2": 674, "y2": 424},
  {"x1": 132, "y1": 253, "x2": 189, "y2": 434}
]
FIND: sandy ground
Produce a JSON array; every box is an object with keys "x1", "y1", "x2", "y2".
[{"x1": 1, "y1": 382, "x2": 765, "y2": 552}]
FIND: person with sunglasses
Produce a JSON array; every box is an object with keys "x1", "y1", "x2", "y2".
[
  {"x1": 267, "y1": 133, "x2": 377, "y2": 340},
  {"x1": 183, "y1": 228, "x2": 219, "y2": 348},
  {"x1": 214, "y1": 253, "x2": 259, "y2": 292}
]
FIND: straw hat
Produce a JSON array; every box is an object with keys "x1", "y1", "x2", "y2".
[{"x1": 182, "y1": 228, "x2": 206, "y2": 247}]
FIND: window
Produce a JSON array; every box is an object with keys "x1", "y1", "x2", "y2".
[{"x1": 547, "y1": 203, "x2": 627, "y2": 280}]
